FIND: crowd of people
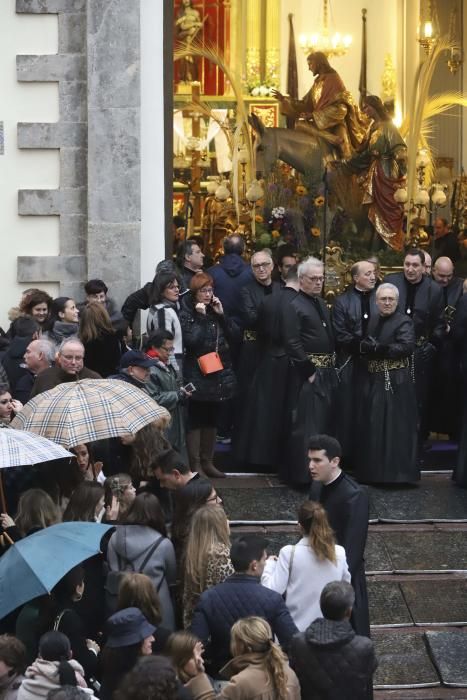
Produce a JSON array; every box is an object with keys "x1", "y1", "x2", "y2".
[{"x1": 0, "y1": 227, "x2": 466, "y2": 699}]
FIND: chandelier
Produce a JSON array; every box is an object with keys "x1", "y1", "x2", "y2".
[{"x1": 298, "y1": 0, "x2": 352, "y2": 58}]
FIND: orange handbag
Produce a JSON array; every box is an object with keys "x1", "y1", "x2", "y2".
[{"x1": 197, "y1": 325, "x2": 224, "y2": 375}]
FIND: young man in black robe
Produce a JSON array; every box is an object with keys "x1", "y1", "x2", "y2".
[
  {"x1": 308, "y1": 434, "x2": 370, "y2": 637},
  {"x1": 282, "y1": 257, "x2": 337, "y2": 485}
]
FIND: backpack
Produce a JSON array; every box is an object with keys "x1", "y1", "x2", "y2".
[{"x1": 105, "y1": 535, "x2": 164, "y2": 615}]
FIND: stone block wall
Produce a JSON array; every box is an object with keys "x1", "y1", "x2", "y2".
[{"x1": 15, "y1": 0, "x2": 141, "y2": 308}]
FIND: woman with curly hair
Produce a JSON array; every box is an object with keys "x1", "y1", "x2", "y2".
[
  {"x1": 19, "y1": 289, "x2": 52, "y2": 331},
  {"x1": 185, "y1": 617, "x2": 300, "y2": 699},
  {"x1": 182, "y1": 504, "x2": 233, "y2": 628},
  {"x1": 261, "y1": 500, "x2": 350, "y2": 631}
]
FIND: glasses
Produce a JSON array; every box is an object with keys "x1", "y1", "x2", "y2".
[
  {"x1": 199, "y1": 287, "x2": 213, "y2": 294},
  {"x1": 61, "y1": 355, "x2": 84, "y2": 361},
  {"x1": 303, "y1": 275, "x2": 324, "y2": 283},
  {"x1": 252, "y1": 262, "x2": 272, "y2": 270}
]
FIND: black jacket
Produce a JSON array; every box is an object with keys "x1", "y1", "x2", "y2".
[
  {"x1": 290, "y1": 618, "x2": 377, "y2": 700},
  {"x1": 333, "y1": 287, "x2": 378, "y2": 354},
  {"x1": 1, "y1": 336, "x2": 31, "y2": 390},
  {"x1": 190, "y1": 574, "x2": 298, "y2": 674},
  {"x1": 283, "y1": 291, "x2": 335, "y2": 380},
  {"x1": 207, "y1": 255, "x2": 252, "y2": 328},
  {"x1": 179, "y1": 298, "x2": 239, "y2": 402},
  {"x1": 83, "y1": 330, "x2": 122, "y2": 378},
  {"x1": 364, "y1": 311, "x2": 416, "y2": 359},
  {"x1": 121, "y1": 281, "x2": 153, "y2": 325},
  {"x1": 384, "y1": 272, "x2": 445, "y2": 346},
  {"x1": 239, "y1": 279, "x2": 281, "y2": 332}
]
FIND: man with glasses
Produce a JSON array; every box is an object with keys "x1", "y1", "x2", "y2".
[
  {"x1": 31, "y1": 337, "x2": 101, "y2": 397},
  {"x1": 234, "y1": 251, "x2": 280, "y2": 459},
  {"x1": 282, "y1": 257, "x2": 337, "y2": 485}
]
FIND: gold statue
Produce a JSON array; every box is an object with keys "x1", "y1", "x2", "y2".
[
  {"x1": 271, "y1": 51, "x2": 368, "y2": 159},
  {"x1": 175, "y1": 0, "x2": 204, "y2": 83}
]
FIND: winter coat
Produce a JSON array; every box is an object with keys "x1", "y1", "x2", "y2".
[
  {"x1": 289, "y1": 618, "x2": 377, "y2": 700},
  {"x1": 179, "y1": 298, "x2": 239, "y2": 403},
  {"x1": 121, "y1": 281, "x2": 153, "y2": 325},
  {"x1": 46, "y1": 321, "x2": 79, "y2": 346},
  {"x1": 190, "y1": 574, "x2": 298, "y2": 674},
  {"x1": 186, "y1": 653, "x2": 301, "y2": 700},
  {"x1": 183, "y1": 542, "x2": 234, "y2": 629},
  {"x1": 30, "y1": 366, "x2": 101, "y2": 398},
  {"x1": 207, "y1": 255, "x2": 252, "y2": 328},
  {"x1": 0, "y1": 673, "x2": 25, "y2": 700},
  {"x1": 262, "y1": 538, "x2": 351, "y2": 631},
  {"x1": 107, "y1": 524, "x2": 177, "y2": 630},
  {"x1": 82, "y1": 330, "x2": 122, "y2": 378},
  {"x1": 1, "y1": 337, "x2": 31, "y2": 391},
  {"x1": 146, "y1": 302, "x2": 183, "y2": 374},
  {"x1": 17, "y1": 659, "x2": 95, "y2": 700},
  {"x1": 146, "y1": 360, "x2": 186, "y2": 457}
]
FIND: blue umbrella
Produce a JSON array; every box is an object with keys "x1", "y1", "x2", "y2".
[{"x1": 0, "y1": 521, "x2": 114, "y2": 619}]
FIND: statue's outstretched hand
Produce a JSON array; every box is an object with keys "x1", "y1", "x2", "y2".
[{"x1": 270, "y1": 88, "x2": 284, "y2": 101}]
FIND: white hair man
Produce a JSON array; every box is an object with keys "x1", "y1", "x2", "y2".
[
  {"x1": 355, "y1": 280, "x2": 419, "y2": 485},
  {"x1": 281, "y1": 256, "x2": 337, "y2": 485},
  {"x1": 14, "y1": 338, "x2": 56, "y2": 404},
  {"x1": 30, "y1": 337, "x2": 101, "y2": 398}
]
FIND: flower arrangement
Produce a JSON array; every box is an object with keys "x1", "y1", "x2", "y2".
[{"x1": 249, "y1": 84, "x2": 275, "y2": 97}]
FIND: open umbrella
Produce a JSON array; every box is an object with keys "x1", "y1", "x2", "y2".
[
  {"x1": 0, "y1": 521, "x2": 114, "y2": 619},
  {"x1": 11, "y1": 379, "x2": 170, "y2": 449},
  {"x1": 0, "y1": 426, "x2": 73, "y2": 512},
  {"x1": 0, "y1": 426, "x2": 72, "y2": 468}
]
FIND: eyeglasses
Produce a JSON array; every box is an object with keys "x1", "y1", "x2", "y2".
[
  {"x1": 159, "y1": 345, "x2": 174, "y2": 353},
  {"x1": 199, "y1": 287, "x2": 214, "y2": 293},
  {"x1": 252, "y1": 262, "x2": 272, "y2": 270},
  {"x1": 303, "y1": 275, "x2": 324, "y2": 283}
]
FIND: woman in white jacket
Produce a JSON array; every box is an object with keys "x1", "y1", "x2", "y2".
[{"x1": 261, "y1": 501, "x2": 350, "y2": 631}]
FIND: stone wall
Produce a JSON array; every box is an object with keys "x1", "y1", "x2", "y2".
[{"x1": 15, "y1": 0, "x2": 141, "y2": 307}]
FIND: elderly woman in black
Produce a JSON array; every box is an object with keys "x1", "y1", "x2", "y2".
[
  {"x1": 355, "y1": 282, "x2": 418, "y2": 484},
  {"x1": 179, "y1": 273, "x2": 239, "y2": 478}
]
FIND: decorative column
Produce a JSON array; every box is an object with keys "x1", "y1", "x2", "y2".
[
  {"x1": 246, "y1": 0, "x2": 261, "y2": 88},
  {"x1": 265, "y1": 0, "x2": 280, "y2": 88}
]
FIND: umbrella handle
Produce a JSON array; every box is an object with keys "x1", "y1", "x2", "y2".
[{"x1": 0, "y1": 474, "x2": 7, "y2": 513}]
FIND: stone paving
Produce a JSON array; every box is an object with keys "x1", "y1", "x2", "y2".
[{"x1": 215, "y1": 457, "x2": 467, "y2": 699}]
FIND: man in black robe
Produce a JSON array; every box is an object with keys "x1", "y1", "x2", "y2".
[
  {"x1": 308, "y1": 434, "x2": 370, "y2": 637},
  {"x1": 429, "y1": 257, "x2": 464, "y2": 436},
  {"x1": 333, "y1": 260, "x2": 378, "y2": 463},
  {"x1": 282, "y1": 257, "x2": 337, "y2": 485},
  {"x1": 233, "y1": 250, "x2": 280, "y2": 462},
  {"x1": 385, "y1": 248, "x2": 445, "y2": 445},
  {"x1": 234, "y1": 265, "x2": 298, "y2": 470}
]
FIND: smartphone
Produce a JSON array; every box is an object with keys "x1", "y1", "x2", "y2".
[{"x1": 183, "y1": 382, "x2": 196, "y2": 392}]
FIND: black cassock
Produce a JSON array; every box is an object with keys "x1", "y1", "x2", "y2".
[
  {"x1": 282, "y1": 291, "x2": 338, "y2": 485},
  {"x1": 384, "y1": 273, "x2": 445, "y2": 438},
  {"x1": 451, "y1": 294, "x2": 467, "y2": 487},
  {"x1": 310, "y1": 472, "x2": 370, "y2": 637},
  {"x1": 234, "y1": 287, "x2": 298, "y2": 469},
  {"x1": 429, "y1": 277, "x2": 464, "y2": 436},
  {"x1": 333, "y1": 286, "x2": 378, "y2": 462},
  {"x1": 355, "y1": 311, "x2": 418, "y2": 484}
]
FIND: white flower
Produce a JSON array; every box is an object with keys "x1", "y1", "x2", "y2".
[
  {"x1": 251, "y1": 87, "x2": 260, "y2": 96},
  {"x1": 259, "y1": 85, "x2": 269, "y2": 96}
]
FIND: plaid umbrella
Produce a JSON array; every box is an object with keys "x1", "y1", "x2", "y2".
[
  {"x1": 11, "y1": 379, "x2": 170, "y2": 449},
  {"x1": 0, "y1": 426, "x2": 72, "y2": 468}
]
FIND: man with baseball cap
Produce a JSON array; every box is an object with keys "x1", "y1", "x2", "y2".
[{"x1": 110, "y1": 350, "x2": 156, "y2": 392}]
